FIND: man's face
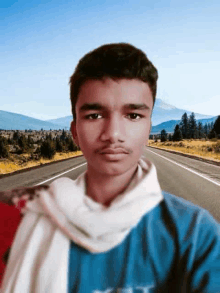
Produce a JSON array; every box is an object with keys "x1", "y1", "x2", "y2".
[{"x1": 71, "y1": 78, "x2": 153, "y2": 176}]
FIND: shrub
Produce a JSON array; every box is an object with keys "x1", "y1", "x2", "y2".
[
  {"x1": 179, "y1": 142, "x2": 185, "y2": 147},
  {"x1": 67, "y1": 140, "x2": 78, "y2": 152},
  {"x1": 0, "y1": 136, "x2": 9, "y2": 158},
  {"x1": 18, "y1": 134, "x2": 29, "y2": 153},
  {"x1": 213, "y1": 142, "x2": 220, "y2": 153},
  {"x1": 208, "y1": 129, "x2": 217, "y2": 139},
  {"x1": 55, "y1": 139, "x2": 64, "y2": 152},
  {"x1": 40, "y1": 140, "x2": 56, "y2": 159},
  {"x1": 30, "y1": 153, "x2": 41, "y2": 161}
]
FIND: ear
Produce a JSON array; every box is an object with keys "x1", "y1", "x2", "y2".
[{"x1": 71, "y1": 121, "x2": 79, "y2": 147}]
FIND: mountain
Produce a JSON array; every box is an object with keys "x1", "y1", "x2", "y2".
[
  {"x1": 151, "y1": 116, "x2": 218, "y2": 134},
  {"x1": 151, "y1": 120, "x2": 180, "y2": 134},
  {"x1": 47, "y1": 116, "x2": 73, "y2": 128},
  {"x1": 0, "y1": 99, "x2": 216, "y2": 130},
  {"x1": 151, "y1": 99, "x2": 213, "y2": 126},
  {"x1": 0, "y1": 110, "x2": 66, "y2": 130}
]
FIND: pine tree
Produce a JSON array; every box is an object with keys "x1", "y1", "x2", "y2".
[
  {"x1": 212, "y1": 116, "x2": 220, "y2": 137},
  {"x1": 40, "y1": 139, "x2": 56, "y2": 159},
  {"x1": 13, "y1": 130, "x2": 20, "y2": 143},
  {"x1": 179, "y1": 113, "x2": 189, "y2": 139},
  {"x1": 67, "y1": 140, "x2": 78, "y2": 152},
  {"x1": 27, "y1": 135, "x2": 34, "y2": 147},
  {"x1": 188, "y1": 112, "x2": 197, "y2": 139},
  {"x1": 18, "y1": 134, "x2": 29, "y2": 153},
  {"x1": 60, "y1": 129, "x2": 67, "y2": 141},
  {"x1": 206, "y1": 122, "x2": 213, "y2": 136},
  {"x1": 197, "y1": 122, "x2": 204, "y2": 139},
  {"x1": 203, "y1": 123, "x2": 208, "y2": 136},
  {"x1": 160, "y1": 129, "x2": 167, "y2": 142},
  {"x1": 208, "y1": 129, "x2": 217, "y2": 139},
  {"x1": 0, "y1": 136, "x2": 9, "y2": 158},
  {"x1": 55, "y1": 137, "x2": 63, "y2": 152},
  {"x1": 168, "y1": 134, "x2": 172, "y2": 141},
  {"x1": 173, "y1": 125, "x2": 183, "y2": 141},
  {"x1": 46, "y1": 133, "x2": 53, "y2": 141}
]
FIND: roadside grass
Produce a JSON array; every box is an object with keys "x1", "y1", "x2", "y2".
[
  {"x1": 0, "y1": 151, "x2": 83, "y2": 175},
  {"x1": 1, "y1": 139, "x2": 220, "y2": 174},
  {"x1": 148, "y1": 139, "x2": 220, "y2": 162}
]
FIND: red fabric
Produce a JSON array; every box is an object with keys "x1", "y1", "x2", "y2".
[{"x1": 0, "y1": 202, "x2": 22, "y2": 285}]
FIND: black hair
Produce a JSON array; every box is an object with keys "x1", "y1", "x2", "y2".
[{"x1": 69, "y1": 43, "x2": 158, "y2": 120}]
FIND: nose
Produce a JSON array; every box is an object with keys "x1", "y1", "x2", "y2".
[{"x1": 100, "y1": 114, "x2": 125, "y2": 144}]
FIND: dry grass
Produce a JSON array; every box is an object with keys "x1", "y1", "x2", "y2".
[
  {"x1": 0, "y1": 151, "x2": 83, "y2": 175},
  {"x1": 148, "y1": 139, "x2": 220, "y2": 162}
]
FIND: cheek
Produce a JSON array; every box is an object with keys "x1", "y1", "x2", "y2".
[
  {"x1": 77, "y1": 124, "x2": 98, "y2": 144},
  {"x1": 128, "y1": 123, "x2": 150, "y2": 142}
]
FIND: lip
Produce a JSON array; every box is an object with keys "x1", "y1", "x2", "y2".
[
  {"x1": 100, "y1": 148, "x2": 129, "y2": 154},
  {"x1": 100, "y1": 152, "x2": 128, "y2": 161}
]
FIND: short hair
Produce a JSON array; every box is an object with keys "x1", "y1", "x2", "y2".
[{"x1": 69, "y1": 43, "x2": 158, "y2": 121}]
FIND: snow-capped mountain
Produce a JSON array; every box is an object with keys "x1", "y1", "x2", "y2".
[
  {"x1": 151, "y1": 99, "x2": 213, "y2": 126},
  {"x1": 0, "y1": 99, "x2": 215, "y2": 130}
]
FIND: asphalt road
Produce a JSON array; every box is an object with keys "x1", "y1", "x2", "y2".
[
  {"x1": 0, "y1": 147, "x2": 220, "y2": 221},
  {"x1": 144, "y1": 147, "x2": 220, "y2": 222}
]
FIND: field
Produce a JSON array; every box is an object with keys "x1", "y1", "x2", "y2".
[
  {"x1": 148, "y1": 139, "x2": 220, "y2": 162},
  {"x1": 0, "y1": 151, "x2": 83, "y2": 175},
  {"x1": 1, "y1": 139, "x2": 220, "y2": 175}
]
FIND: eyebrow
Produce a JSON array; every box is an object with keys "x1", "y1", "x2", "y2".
[{"x1": 79, "y1": 103, "x2": 150, "y2": 112}]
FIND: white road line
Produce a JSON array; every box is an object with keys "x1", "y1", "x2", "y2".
[
  {"x1": 149, "y1": 147, "x2": 220, "y2": 169},
  {"x1": 147, "y1": 149, "x2": 220, "y2": 187},
  {"x1": 35, "y1": 162, "x2": 87, "y2": 186}
]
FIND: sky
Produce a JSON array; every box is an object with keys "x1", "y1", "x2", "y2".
[{"x1": 0, "y1": 0, "x2": 220, "y2": 120}]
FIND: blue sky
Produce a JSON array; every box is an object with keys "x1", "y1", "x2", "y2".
[{"x1": 1, "y1": 0, "x2": 220, "y2": 120}]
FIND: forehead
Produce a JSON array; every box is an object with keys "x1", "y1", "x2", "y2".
[{"x1": 76, "y1": 78, "x2": 153, "y2": 111}]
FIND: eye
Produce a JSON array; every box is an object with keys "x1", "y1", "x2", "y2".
[
  {"x1": 127, "y1": 113, "x2": 144, "y2": 120},
  {"x1": 85, "y1": 113, "x2": 102, "y2": 120}
]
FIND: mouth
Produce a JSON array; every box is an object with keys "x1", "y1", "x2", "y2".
[
  {"x1": 99, "y1": 148, "x2": 130, "y2": 155},
  {"x1": 99, "y1": 148, "x2": 129, "y2": 161}
]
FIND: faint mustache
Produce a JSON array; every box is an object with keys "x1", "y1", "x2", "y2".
[{"x1": 96, "y1": 146, "x2": 132, "y2": 154}]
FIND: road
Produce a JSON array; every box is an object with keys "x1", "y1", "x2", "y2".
[
  {"x1": 0, "y1": 147, "x2": 220, "y2": 221},
  {"x1": 144, "y1": 147, "x2": 220, "y2": 222}
]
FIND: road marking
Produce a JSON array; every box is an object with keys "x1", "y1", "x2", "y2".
[
  {"x1": 147, "y1": 149, "x2": 220, "y2": 187},
  {"x1": 35, "y1": 162, "x2": 87, "y2": 186},
  {"x1": 149, "y1": 147, "x2": 220, "y2": 169}
]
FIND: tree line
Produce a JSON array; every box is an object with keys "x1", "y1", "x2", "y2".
[
  {"x1": 160, "y1": 112, "x2": 220, "y2": 142},
  {"x1": 0, "y1": 129, "x2": 79, "y2": 159}
]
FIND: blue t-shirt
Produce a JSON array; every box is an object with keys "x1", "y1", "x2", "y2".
[{"x1": 68, "y1": 192, "x2": 220, "y2": 292}]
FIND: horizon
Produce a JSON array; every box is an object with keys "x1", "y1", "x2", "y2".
[
  {"x1": 1, "y1": 0, "x2": 220, "y2": 120},
  {"x1": 1, "y1": 97, "x2": 217, "y2": 125},
  {"x1": 1, "y1": 97, "x2": 217, "y2": 121},
  {"x1": 0, "y1": 98, "x2": 218, "y2": 124}
]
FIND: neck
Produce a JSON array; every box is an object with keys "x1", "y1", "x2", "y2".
[{"x1": 86, "y1": 164, "x2": 138, "y2": 207}]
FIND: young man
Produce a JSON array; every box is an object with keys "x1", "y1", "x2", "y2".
[{"x1": 1, "y1": 43, "x2": 220, "y2": 293}]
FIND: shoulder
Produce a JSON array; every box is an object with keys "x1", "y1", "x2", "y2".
[
  {"x1": 49, "y1": 176, "x2": 75, "y2": 189},
  {"x1": 160, "y1": 192, "x2": 220, "y2": 291},
  {"x1": 48, "y1": 176, "x2": 84, "y2": 211},
  {"x1": 160, "y1": 191, "x2": 220, "y2": 240},
  {"x1": 162, "y1": 190, "x2": 204, "y2": 212},
  {"x1": 49, "y1": 176, "x2": 78, "y2": 197},
  {"x1": 161, "y1": 190, "x2": 214, "y2": 219}
]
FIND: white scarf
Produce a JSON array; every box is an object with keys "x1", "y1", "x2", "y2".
[{"x1": 1, "y1": 157, "x2": 163, "y2": 293}]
